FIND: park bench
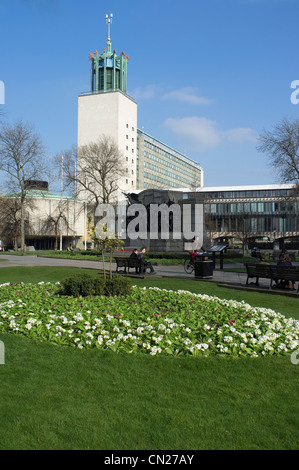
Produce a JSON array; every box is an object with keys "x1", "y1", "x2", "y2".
[
  {"x1": 114, "y1": 256, "x2": 143, "y2": 274},
  {"x1": 245, "y1": 263, "x2": 299, "y2": 291}
]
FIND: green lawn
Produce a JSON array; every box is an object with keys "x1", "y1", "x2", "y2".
[
  {"x1": 0, "y1": 266, "x2": 298, "y2": 450},
  {"x1": 1, "y1": 332, "x2": 298, "y2": 450}
]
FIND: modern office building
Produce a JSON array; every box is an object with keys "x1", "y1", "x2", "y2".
[
  {"x1": 174, "y1": 184, "x2": 299, "y2": 250},
  {"x1": 200, "y1": 184, "x2": 298, "y2": 238},
  {"x1": 137, "y1": 129, "x2": 203, "y2": 190},
  {"x1": 77, "y1": 16, "x2": 203, "y2": 198},
  {"x1": 127, "y1": 183, "x2": 299, "y2": 251}
]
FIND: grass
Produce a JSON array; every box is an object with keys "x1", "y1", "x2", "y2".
[
  {"x1": 1, "y1": 332, "x2": 298, "y2": 450},
  {"x1": 0, "y1": 266, "x2": 98, "y2": 284},
  {"x1": 0, "y1": 266, "x2": 299, "y2": 449}
]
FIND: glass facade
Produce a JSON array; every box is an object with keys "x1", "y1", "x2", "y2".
[{"x1": 203, "y1": 186, "x2": 299, "y2": 239}]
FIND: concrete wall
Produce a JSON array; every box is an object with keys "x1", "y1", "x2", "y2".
[{"x1": 78, "y1": 91, "x2": 137, "y2": 198}]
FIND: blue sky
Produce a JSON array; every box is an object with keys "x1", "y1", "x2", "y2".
[{"x1": 0, "y1": 0, "x2": 298, "y2": 191}]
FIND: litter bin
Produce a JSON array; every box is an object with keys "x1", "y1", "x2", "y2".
[{"x1": 194, "y1": 254, "x2": 213, "y2": 279}]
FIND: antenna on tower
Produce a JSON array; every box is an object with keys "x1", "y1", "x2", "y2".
[{"x1": 106, "y1": 13, "x2": 113, "y2": 41}]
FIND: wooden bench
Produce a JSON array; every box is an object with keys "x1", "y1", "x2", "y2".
[
  {"x1": 245, "y1": 263, "x2": 299, "y2": 291},
  {"x1": 114, "y1": 256, "x2": 143, "y2": 274}
]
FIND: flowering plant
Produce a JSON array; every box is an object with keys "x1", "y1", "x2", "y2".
[{"x1": 0, "y1": 282, "x2": 298, "y2": 357}]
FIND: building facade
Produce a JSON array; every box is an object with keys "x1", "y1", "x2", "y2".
[
  {"x1": 1, "y1": 182, "x2": 86, "y2": 250},
  {"x1": 137, "y1": 130, "x2": 203, "y2": 190},
  {"x1": 125, "y1": 184, "x2": 299, "y2": 252},
  {"x1": 179, "y1": 184, "x2": 299, "y2": 250},
  {"x1": 201, "y1": 184, "x2": 298, "y2": 238}
]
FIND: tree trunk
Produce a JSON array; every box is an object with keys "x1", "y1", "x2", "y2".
[
  {"x1": 109, "y1": 252, "x2": 113, "y2": 279},
  {"x1": 102, "y1": 250, "x2": 106, "y2": 279}
]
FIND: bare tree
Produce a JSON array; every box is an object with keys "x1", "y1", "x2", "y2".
[
  {"x1": 63, "y1": 135, "x2": 125, "y2": 207},
  {"x1": 41, "y1": 200, "x2": 72, "y2": 250},
  {"x1": 235, "y1": 214, "x2": 253, "y2": 256},
  {"x1": 204, "y1": 214, "x2": 218, "y2": 246},
  {"x1": 0, "y1": 120, "x2": 45, "y2": 251},
  {"x1": 257, "y1": 118, "x2": 299, "y2": 186},
  {"x1": 0, "y1": 196, "x2": 35, "y2": 250}
]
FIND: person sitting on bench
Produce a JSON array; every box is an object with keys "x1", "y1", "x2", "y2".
[
  {"x1": 129, "y1": 249, "x2": 140, "y2": 274},
  {"x1": 138, "y1": 248, "x2": 155, "y2": 274},
  {"x1": 277, "y1": 253, "x2": 295, "y2": 289}
]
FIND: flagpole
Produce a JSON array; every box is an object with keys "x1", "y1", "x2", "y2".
[{"x1": 60, "y1": 155, "x2": 63, "y2": 251}]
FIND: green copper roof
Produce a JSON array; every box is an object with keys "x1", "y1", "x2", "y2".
[
  {"x1": 89, "y1": 43, "x2": 128, "y2": 94},
  {"x1": 1, "y1": 190, "x2": 74, "y2": 199}
]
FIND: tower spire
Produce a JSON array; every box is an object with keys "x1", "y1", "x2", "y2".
[
  {"x1": 90, "y1": 13, "x2": 128, "y2": 94},
  {"x1": 105, "y1": 13, "x2": 113, "y2": 52}
]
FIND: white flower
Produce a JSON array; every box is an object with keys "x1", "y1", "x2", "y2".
[
  {"x1": 97, "y1": 335, "x2": 103, "y2": 345},
  {"x1": 223, "y1": 336, "x2": 233, "y2": 343}
]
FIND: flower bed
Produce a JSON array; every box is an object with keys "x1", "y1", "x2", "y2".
[{"x1": 0, "y1": 282, "x2": 298, "y2": 357}]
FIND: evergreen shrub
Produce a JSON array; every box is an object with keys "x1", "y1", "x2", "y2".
[{"x1": 61, "y1": 273, "x2": 132, "y2": 297}]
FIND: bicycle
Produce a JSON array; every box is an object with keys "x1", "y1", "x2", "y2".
[{"x1": 183, "y1": 253, "x2": 195, "y2": 274}]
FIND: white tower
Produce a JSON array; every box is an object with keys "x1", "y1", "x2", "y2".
[{"x1": 77, "y1": 14, "x2": 137, "y2": 198}]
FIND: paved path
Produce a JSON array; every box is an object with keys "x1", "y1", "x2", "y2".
[{"x1": 1, "y1": 254, "x2": 295, "y2": 293}]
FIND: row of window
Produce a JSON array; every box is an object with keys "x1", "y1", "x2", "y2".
[
  {"x1": 143, "y1": 162, "x2": 194, "y2": 186},
  {"x1": 144, "y1": 151, "x2": 200, "y2": 182},
  {"x1": 143, "y1": 172, "x2": 186, "y2": 188},
  {"x1": 142, "y1": 139, "x2": 197, "y2": 171},
  {"x1": 209, "y1": 216, "x2": 299, "y2": 234},
  {"x1": 205, "y1": 189, "x2": 294, "y2": 199},
  {"x1": 142, "y1": 182, "x2": 180, "y2": 189},
  {"x1": 207, "y1": 201, "x2": 297, "y2": 215}
]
